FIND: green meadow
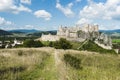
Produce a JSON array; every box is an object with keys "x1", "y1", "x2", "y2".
[{"x1": 112, "y1": 39, "x2": 120, "y2": 43}]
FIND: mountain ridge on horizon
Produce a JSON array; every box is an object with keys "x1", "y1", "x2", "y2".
[
  {"x1": 8, "y1": 28, "x2": 120, "y2": 33},
  {"x1": 0, "y1": 28, "x2": 120, "y2": 36}
]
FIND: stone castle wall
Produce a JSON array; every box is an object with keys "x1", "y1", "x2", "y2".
[
  {"x1": 41, "y1": 33, "x2": 60, "y2": 41},
  {"x1": 57, "y1": 24, "x2": 99, "y2": 39},
  {"x1": 40, "y1": 24, "x2": 99, "y2": 42},
  {"x1": 39, "y1": 24, "x2": 112, "y2": 49}
]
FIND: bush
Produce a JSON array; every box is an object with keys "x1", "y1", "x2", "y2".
[
  {"x1": 41, "y1": 41, "x2": 54, "y2": 47},
  {"x1": 18, "y1": 50, "x2": 23, "y2": 56},
  {"x1": 48, "y1": 41, "x2": 54, "y2": 47},
  {"x1": 64, "y1": 54, "x2": 82, "y2": 69},
  {"x1": 13, "y1": 44, "x2": 24, "y2": 48},
  {"x1": 53, "y1": 38, "x2": 72, "y2": 49},
  {"x1": 0, "y1": 44, "x2": 5, "y2": 49},
  {"x1": 23, "y1": 39, "x2": 43, "y2": 48}
]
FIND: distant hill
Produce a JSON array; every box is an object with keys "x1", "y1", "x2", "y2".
[
  {"x1": 0, "y1": 29, "x2": 12, "y2": 36},
  {"x1": 27, "y1": 30, "x2": 57, "y2": 37},
  {"x1": 8, "y1": 29, "x2": 39, "y2": 33},
  {"x1": 100, "y1": 29, "x2": 120, "y2": 34},
  {"x1": 100, "y1": 29, "x2": 120, "y2": 37}
]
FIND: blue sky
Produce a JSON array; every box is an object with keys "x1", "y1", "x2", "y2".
[{"x1": 0, "y1": 0, "x2": 120, "y2": 30}]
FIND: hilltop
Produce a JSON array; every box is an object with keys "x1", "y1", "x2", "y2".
[
  {"x1": 8, "y1": 29, "x2": 39, "y2": 33},
  {"x1": 0, "y1": 29, "x2": 12, "y2": 36}
]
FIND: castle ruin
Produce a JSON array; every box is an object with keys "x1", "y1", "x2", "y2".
[
  {"x1": 40, "y1": 24, "x2": 112, "y2": 49},
  {"x1": 57, "y1": 24, "x2": 99, "y2": 37}
]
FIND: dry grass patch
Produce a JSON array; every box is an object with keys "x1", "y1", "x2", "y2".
[
  {"x1": 0, "y1": 48, "x2": 54, "y2": 80},
  {"x1": 63, "y1": 50, "x2": 120, "y2": 80}
]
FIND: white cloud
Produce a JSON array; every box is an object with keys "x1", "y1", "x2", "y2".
[
  {"x1": 76, "y1": 18, "x2": 92, "y2": 25},
  {"x1": 20, "y1": 0, "x2": 31, "y2": 5},
  {"x1": 80, "y1": 0, "x2": 120, "y2": 20},
  {"x1": 0, "y1": 17, "x2": 13, "y2": 26},
  {"x1": 34, "y1": 10, "x2": 52, "y2": 20},
  {"x1": 12, "y1": 4, "x2": 32, "y2": 14},
  {"x1": 75, "y1": 0, "x2": 120, "y2": 30},
  {"x1": 0, "y1": 0, "x2": 32, "y2": 14},
  {"x1": 68, "y1": 3, "x2": 74, "y2": 8},
  {"x1": 25, "y1": 25, "x2": 34, "y2": 29},
  {"x1": 56, "y1": 1, "x2": 74, "y2": 17}
]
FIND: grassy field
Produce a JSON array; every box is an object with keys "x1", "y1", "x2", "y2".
[
  {"x1": 0, "y1": 48, "x2": 120, "y2": 80},
  {"x1": 112, "y1": 39, "x2": 120, "y2": 43},
  {"x1": 64, "y1": 50, "x2": 120, "y2": 80},
  {"x1": 0, "y1": 48, "x2": 57, "y2": 80},
  {"x1": 79, "y1": 40, "x2": 116, "y2": 54},
  {"x1": 70, "y1": 41, "x2": 83, "y2": 50}
]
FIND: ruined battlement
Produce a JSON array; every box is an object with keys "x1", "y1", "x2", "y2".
[
  {"x1": 39, "y1": 24, "x2": 112, "y2": 49},
  {"x1": 57, "y1": 24, "x2": 99, "y2": 38}
]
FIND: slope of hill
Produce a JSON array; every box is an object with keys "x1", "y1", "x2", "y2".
[
  {"x1": 0, "y1": 48, "x2": 119, "y2": 80},
  {"x1": 0, "y1": 29, "x2": 12, "y2": 36},
  {"x1": 27, "y1": 30, "x2": 57, "y2": 37},
  {"x1": 100, "y1": 29, "x2": 120, "y2": 37},
  {"x1": 79, "y1": 40, "x2": 116, "y2": 54},
  {"x1": 100, "y1": 29, "x2": 120, "y2": 33}
]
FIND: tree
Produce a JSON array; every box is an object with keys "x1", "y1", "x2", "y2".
[
  {"x1": 23, "y1": 39, "x2": 43, "y2": 47},
  {"x1": 53, "y1": 38, "x2": 72, "y2": 49}
]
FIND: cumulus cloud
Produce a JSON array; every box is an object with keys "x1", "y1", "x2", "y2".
[
  {"x1": 20, "y1": 0, "x2": 31, "y2": 4},
  {"x1": 34, "y1": 10, "x2": 52, "y2": 20},
  {"x1": 0, "y1": 17, "x2": 13, "y2": 26},
  {"x1": 76, "y1": 18, "x2": 92, "y2": 25},
  {"x1": 0, "y1": 0, "x2": 32, "y2": 14},
  {"x1": 75, "y1": 0, "x2": 120, "y2": 29},
  {"x1": 56, "y1": 1, "x2": 74, "y2": 17},
  {"x1": 80, "y1": 0, "x2": 120, "y2": 20}
]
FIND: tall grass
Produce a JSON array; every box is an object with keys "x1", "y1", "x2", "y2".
[
  {"x1": 0, "y1": 48, "x2": 56, "y2": 80},
  {"x1": 64, "y1": 51, "x2": 120, "y2": 80},
  {"x1": 64, "y1": 54, "x2": 82, "y2": 69},
  {"x1": 0, "y1": 48, "x2": 120, "y2": 80}
]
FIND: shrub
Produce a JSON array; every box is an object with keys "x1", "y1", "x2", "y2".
[
  {"x1": 23, "y1": 39, "x2": 43, "y2": 48},
  {"x1": 42, "y1": 41, "x2": 54, "y2": 47},
  {"x1": 48, "y1": 41, "x2": 54, "y2": 47},
  {"x1": 64, "y1": 54, "x2": 82, "y2": 69},
  {"x1": 14, "y1": 44, "x2": 24, "y2": 48},
  {"x1": 53, "y1": 38, "x2": 72, "y2": 49},
  {"x1": 18, "y1": 50, "x2": 23, "y2": 56},
  {"x1": 0, "y1": 44, "x2": 5, "y2": 48}
]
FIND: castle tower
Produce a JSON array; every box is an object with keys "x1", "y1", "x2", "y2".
[
  {"x1": 82, "y1": 24, "x2": 89, "y2": 32},
  {"x1": 94, "y1": 25, "x2": 99, "y2": 32},
  {"x1": 57, "y1": 25, "x2": 63, "y2": 36},
  {"x1": 66, "y1": 30, "x2": 70, "y2": 37},
  {"x1": 58, "y1": 25, "x2": 63, "y2": 32}
]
